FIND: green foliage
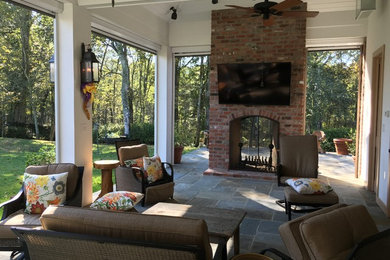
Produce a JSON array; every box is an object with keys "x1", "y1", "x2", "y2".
[
  {"x1": 129, "y1": 123, "x2": 154, "y2": 144},
  {"x1": 306, "y1": 50, "x2": 360, "y2": 133},
  {"x1": 91, "y1": 33, "x2": 156, "y2": 143},
  {"x1": 320, "y1": 127, "x2": 355, "y2": 153},
  {"x1": 0, "y1": 2, "x2": 54, "y2": 140},
  {"x1": 25, "y1": 145, "x2": 55, "y2": 167},
  {"x1": 175, "y1": 56, "x2": 210, "y2": 147}
]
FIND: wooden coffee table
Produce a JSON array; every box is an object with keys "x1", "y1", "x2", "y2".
[{"x1": 142, "y1": 202, "x2": 246, "y2": 256}]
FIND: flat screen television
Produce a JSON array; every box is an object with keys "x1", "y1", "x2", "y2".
[{"x1": 218, "y1": 62, "x2": 291, "y2": 105}]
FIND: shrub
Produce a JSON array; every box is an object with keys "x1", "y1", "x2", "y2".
[
  {"x1": 25, "y1": 146, "x2": 55, "y2": 167},
  {"x1": 320, "y1": 127, "x2": 355, "y2": 153},
  {"x1": 130, "y1": 123, "x2": 154, "y2": 144}
]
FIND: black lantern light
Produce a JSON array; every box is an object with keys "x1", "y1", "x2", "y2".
[
  {"x1": 80, "y1": 43, "x2": 100, "y2": 83},
  {"x1": 49, "y1": 54, "x2": 55, "y2": 83}
]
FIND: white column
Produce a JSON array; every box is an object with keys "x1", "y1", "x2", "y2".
[
  {"x1": 155, "y1": 46, "x2": 174, "y2": 163},
  {"x1": 56, "y1": 3, "x2": 93, "y2": 206}
]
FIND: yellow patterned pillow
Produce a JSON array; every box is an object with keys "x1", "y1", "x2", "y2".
[
  {"x1": 24, "y1": 172, "x2": 68, "y2": 214},
  {"x1": 286, "y1": 178, "x2": 333, "y2": 194},
  {"x1": 143, "y1": 155, "x2": 163, "y2": 183}
]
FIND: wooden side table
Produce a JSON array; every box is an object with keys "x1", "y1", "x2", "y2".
[{"x1": 93, "y1": 160, "x2": 120, "y2": 198}]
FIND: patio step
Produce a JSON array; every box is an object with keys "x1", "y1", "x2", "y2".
[{"x1": 204, "y1": 168, "x2": 277, "y2": 181}]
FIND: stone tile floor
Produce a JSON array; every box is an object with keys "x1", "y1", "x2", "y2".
[
  {"x1": 2, "y1": 148, "x2": 390, "y2": 259},
  {"x1": 146, "y1": 148, "x2": 390, "y2": 257}
]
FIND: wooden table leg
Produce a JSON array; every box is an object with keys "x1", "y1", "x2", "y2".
[
  {"x1": 98, "y1": 169, "x2": 113, "y2": 198},
  {"x1": 233, "y1": 226, "x2": 240, "y2": 255}
]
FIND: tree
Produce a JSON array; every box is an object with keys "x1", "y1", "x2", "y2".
[
  {"x1": 175, "y1": 56, "x2": 210, "y2": 147},
  {"x1": 111, "y1": 41, "x2": 132, "y2": 137},
  {"x1": 306, "y1": 50, "x2": 360, "y2": 132},
  {"x1": 0, "y1": 2, "x2": 54, "y2": 139}
]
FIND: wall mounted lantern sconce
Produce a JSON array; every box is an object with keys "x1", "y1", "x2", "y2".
[
  {"x1": 49, "y1": 54, "x2": 55, "y2": 84},
  {"x1": 81, "y1": 43, "x2": 100, "y2": 84},
  {"x1": 212, "y1": 0, "x2": 218, "y2": 4},
  {"x1": 170, "y1": 7, "x2": 177, "y2": 20},
  {"x1": 80, "y1": 43, "x2": 100, "y2": 120}
]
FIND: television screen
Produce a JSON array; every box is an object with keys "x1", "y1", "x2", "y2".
[{"x1": 217, "y1": 62, "x2": 291, "y2": 105}]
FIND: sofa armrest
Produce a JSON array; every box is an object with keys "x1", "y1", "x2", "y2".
[
  {"x1": 0, "y1": 187, "x2": 25, "y2": 220},
  {"x1": 64, "y1": 166, "x2": 84, "y2": 207},
  {"x1": 348, "y1": 228, "x2": 390, "y2": 260}
]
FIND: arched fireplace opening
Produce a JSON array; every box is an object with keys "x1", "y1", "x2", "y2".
[{"x1": 229, "y1": 116, "x2": 279, "y2": 173}]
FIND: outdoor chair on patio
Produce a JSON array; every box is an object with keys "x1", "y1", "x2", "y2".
[
  {"x1": 116, "y1": 144, "x2": 174, "y2": 206},
  {"x1": 260, "y1": 204, "x2": 390, "y2": 260},
  {"x1": 276, "y1": 135, "x2": 339, "y2": 220},
  {"x1": 0, "y1": 163, "x2": 83, "y2": 255},
  {"x1": 114, "y1": 139, "x2": 141, "y2": 159}
]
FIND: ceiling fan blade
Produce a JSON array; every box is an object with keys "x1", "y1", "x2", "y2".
[
  {"x1": 281, "y1": 11, "x2": 319, "y2": 17},
  {"x1": 263, "y1": 16, "x2": 275, "y2": 27},
  {"x1": 225, "y1": 5, "x2": 253, "y2": 10},
  {"x1": 272, "y1": 0, "x2": 303, "y2": 12}
]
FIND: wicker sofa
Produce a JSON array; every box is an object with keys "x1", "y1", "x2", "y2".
[
  {"x1": 0, "y1": 163, "x2": 83, "y2": 253},
  {"x1": 13, "y1": 205, "x2": 226, "y2": 260}
]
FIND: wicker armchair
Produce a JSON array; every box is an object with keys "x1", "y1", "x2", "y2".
[
  {"x1": 0, "y1": 163, "x2": 83, "y2": 254},
  {"x1": 115, "y1": 144, "x2": 174, "y2": 206}
]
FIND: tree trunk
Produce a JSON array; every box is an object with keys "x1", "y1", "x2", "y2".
[
  {"x1": 19, "y1": 9, "x2": 36, "y2": 136},
  {"x1": 194, "y1": 57, "x2": 206, "y2": 147},
  {"x1": 112, "y1": 42, "x2": 131, "y2": 137}
]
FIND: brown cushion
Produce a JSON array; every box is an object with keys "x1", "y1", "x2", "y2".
[
  {"x1": 118, "y1": 144, "x2": 149, "y2": 165},
  {"x1": 284, "y1": 186, "x2": 339, "y2": 204},
  {"x1": 279, "y1": 203, "x2": 347, "y2": 260},
  {"x1": 0, "y1": 209, "x2": 41, "y2": 239},
  {"x1": 25, "y1": 163, "x2": 79, "y2": 201},
  {"x1": 145, "y1": 182, "x2": 175, "y2": 204},
  {"x1": 279, "y1": 135, "x2": 318, "y2": 178},
  {"x1": 300, "y1": 204, "x2": 379, "y2": 260},
  {"x1": 40, "y1": 206, "x2": 213, "y2": 260}
]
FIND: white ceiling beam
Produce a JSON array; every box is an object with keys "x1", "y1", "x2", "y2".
[{"x1": 78, "y1": 0, "x2": 193, "y2": 9}]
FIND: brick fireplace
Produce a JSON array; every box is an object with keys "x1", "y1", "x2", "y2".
[{"x1": 206, "y1": 6, "x2": 307, "y2": 177}]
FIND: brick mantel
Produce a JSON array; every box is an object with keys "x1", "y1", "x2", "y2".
[{"x1": 208, "y1": 7, "x2": 307, "y2": 172}]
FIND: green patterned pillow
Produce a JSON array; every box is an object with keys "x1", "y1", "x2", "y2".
[
  {"x1": 90, "y1": 191, "x2": 144, "y2": 211},
  {"x1": 286, "y1": 178, "x2": 333, "y2": 194},
  {"x1": 24, "y1": 172, "x2": 68, "y2": 214}
]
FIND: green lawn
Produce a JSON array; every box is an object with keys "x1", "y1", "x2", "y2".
[{"x1": 0, "y1": 137, "x2": 195, "y2": 211}]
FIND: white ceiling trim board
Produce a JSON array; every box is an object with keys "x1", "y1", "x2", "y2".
[
  {"x1": 91, "y1": 14, "x2": 161, "y2": 53},
  {"x1": 78, "y1": 0, "x2": 192, "y2": 9}
]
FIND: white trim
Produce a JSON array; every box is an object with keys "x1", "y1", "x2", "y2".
[
  {"x1": 10, "y1": 0, "x2": 63, "y2": 15},
  {"x1": 172, "y1": 45, "x2": 211, "y2": 56},
  {"x1": 306, "y1": 37, "x2": 365, "y2": 48},
  {"x1": 54, "y1": 17, "x2": 60, "y2": 162},
  {"x1": 91, "y1": 15, "x2": 161, "y2": 54}
]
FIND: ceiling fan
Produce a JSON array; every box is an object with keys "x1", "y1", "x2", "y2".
[{"x1": 226, "y1": 0, "x2": 319, "y2": 26}]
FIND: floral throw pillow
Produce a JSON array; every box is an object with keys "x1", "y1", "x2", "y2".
[
  {"x1": 90, "y1": 191, "x2": 144, "y2": 211},
  {"x1": 124, "y1": 157, "x2": 143, "y2": 168},
  {"x1": 143, "y1": 155, "x2": 163, "y2": 183},
  {"x1": 24, "y1": 172, "x2": 68, "y2": 214},
  {"x1": 286, "y1": 178, "x2": 333, "y2": 195}
]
